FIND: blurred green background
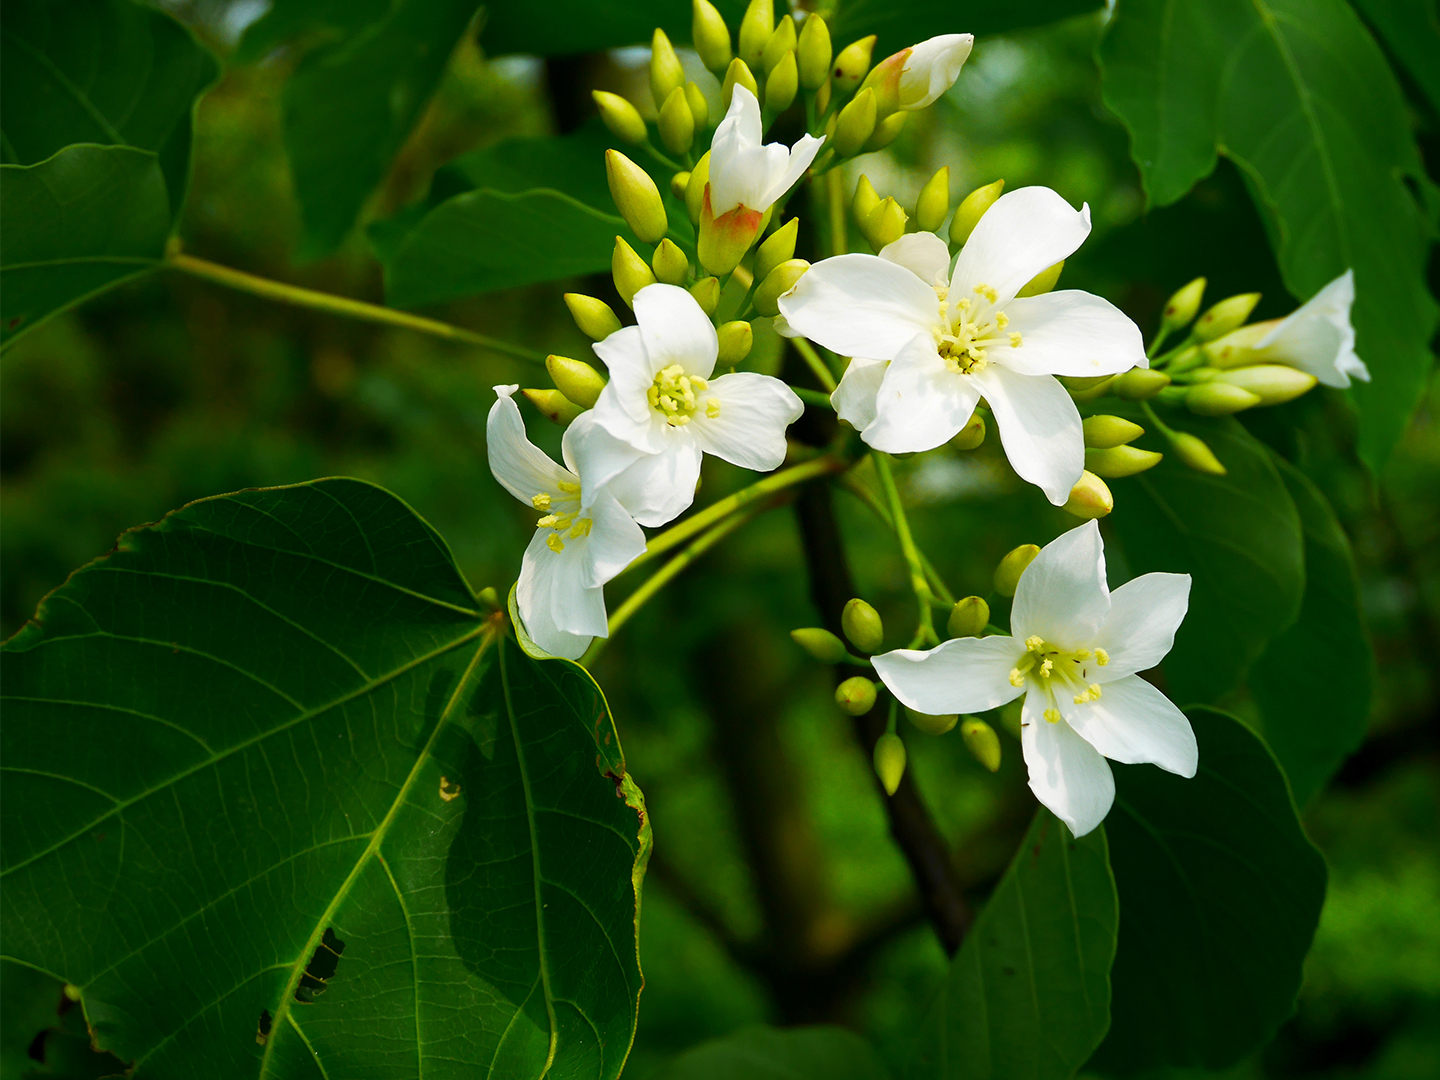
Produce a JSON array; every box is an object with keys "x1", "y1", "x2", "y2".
[{"x1": 2, "y1": 5, "x2": 1436, "y2": 1078}]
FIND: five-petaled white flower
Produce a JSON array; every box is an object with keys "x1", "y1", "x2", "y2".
[
  {"x1": 873, "y1": 520, "x2": 1197, "y2": 837},
  {"x1": 778, "y1": 186, "x2": 1147, "y2": 505},
  {"x1": 487, "y1": 386, "x2": 646, "y2": 660},
  {"x1": 866, "y1": 34, "x2": 975, "y2": 112},
  {"x1": 580, "y1": 283, "x2": 804, "y2": 527}
]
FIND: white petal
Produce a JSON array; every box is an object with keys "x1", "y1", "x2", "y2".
[
  {"x1": 1010, "y1": 519, "x2": 1110, "y2": 646},
  {"x1": 777, "y1": 253, "x2": 939, "y2": 359},
  {"x1": 708, "y1": 85, "x2": 776, "y2": 215},
  {"x1": 1021, "y1": 692, "x2": 1115, "y2": 837},
  {"x1": 633, "y1": 283, "x2": 719, "y2": 379},
  {"x1": 993, "y1": 291, "x2": 1147, "y2": 378},
  {"x1": 762, "y1": 133, "x2": 827, "y2": 208},
  {"x1": 593, "y1": 325, "x2": 656, "y2": 427},
  {"x1": 831, "y1": 357, "x2": 888, "y2": 432},
  {"x1": 1092, "y1": 572, "x2": 1191, "y2": 681},
  {"x1": 486, "y1": 385, "x2": 575, "y2": 504},
  {"x1": 690, "y1": 372, "x2": 803, "y2": 471},
  {"x1": 517, "y1": 529, "x2": 605, "y2": 659},
  {"x1": 580, "y1": 489, "x2": 648, "y2": 586},
  {"x1": 873, "y1": 635, "x2": 1026, "y2": 715},
  {"x1": 563, "y1": 409, "x2": 641, "y2": 497},
  {"x1": 863, "y1": 334, "x2": 982, "y2": 453},
  {"x1": 600, "y1": 439, "x2": 703, "y2": 528},
  {"x1": 1257, "y1": 269, "x2": 1367, "y2": 388},
  {"x1": 880, "y1": 231, "x2": 952, "y2": 284},
  {"x1": 971, "y1": 364, "x2": 1084, "y2": 506},
  {"x1": 951, "y1": 186, "x2": 1092, "y2": 306},
  {"x1": 898, "y1": 34, "x2": 974, "y2": 109},
  {"x1": 1062, "y1": 675, "x2": 1198, "y2": 777}
]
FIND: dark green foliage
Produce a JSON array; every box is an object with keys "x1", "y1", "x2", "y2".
[{"x1": 650, "y1": 1024, "x2": 892, "y2": 1080}]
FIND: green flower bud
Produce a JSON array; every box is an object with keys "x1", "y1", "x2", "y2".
[
  {"x1": 754, "y1": 217, "x2": 799, "y2": 286},
  {"x1": 1194, "y1": 292, "x2": 1262, "y2": 341},
  {"x1": 862, "y1": 110, "x2": 907, "y2": 152},
  {"x1": 762, "y1": 15, "x2": 796, "y2": 73},
  {"x1": 764, "y1": 50, "x2": 799, "y2": 112},
  {"x1": 1202, "y1": 321, "x2": 1274, "y2": 368},
  {"x1": 1085, "y1": 444, "x2": 1163, "y2": 478},
  {"x1": 1215, "y1": 364, "x2": 1317, "y2": 405},
  {"x1": 1063, "y1": 470, "x2": 1114, "y2": 519},
  {"x1": 841, "y1": 597, "x2": 884, "y2": 652},
  {"x1": 833, "y1": 35, "x2": 876, "y2": 93},
  {"x1": 722, "y1": 57, "x2": 759, "y2": 112},
  {"x1": 947, "y1": 595, "x2": 989, "y2": 639},
  {"x1": 950, "y1": 178, "x2": 1004, "y2": 245},
  {"x1": 852, "y1": 174, "x2": 880, "y2": 225},
  {"x1": 814, "y1": 74, "x2": 832, "y2": 113},
  {"x1": 685, "y1": 81, "x2": 710, "y2": 129},
  {"x1": 1082, "y1": 414, "x2": 1144, "y2": 449},
  {"x1": 612, "y1": 236, "x2": 656, "y2": 307},
  {"x1": 873, "y1": 732, "x2": 907, "y2": 795},
  {"x1": 797, "y1": 12, "x2": 832, "y2": 90},
  {"x1": 651, "y1": 28, "x2": 686, "y2": 108},
  {"x1": 692, "y1": 0, "x2": 733, "y2": 75},
  {"x1": 862, "y1": 196, "x2": 906, "y2": 252},
  {"x1": 652, "y1": 237, "x2": 690, "y2": 285},
  {"x1": 522, "y1": 388, "x2": 584, "y2": 426},
  {"x1": 1185, "y1": 382, "x2": 1262, "y2": 415},
  {"x1": 1167, "y1": 343, "x2": 1205, "y2": 374},
  {"x1": 915, "y1": 166, "x2": 949, "y2": 233},
  {"x1": 738, "y1": 0, "x2": 774, "y2": 71},
  {"x1": 1111, "y1": 368, "x2": 1172, "y2": 400},
  {"x1": 717, "y1": 320, "x2": 753, "y2": 365},
  {"x1": 1017, "y1": 259, "x2": 1064, "y2": 298},
  {"x1": 670, "y1": 170, "x2": 691, "y2": 201},
  {"x1": 563, "y1": 293, "x2": 622, "y2": 341},
  {"x1": 606, "y1": 150, "x2": 668, "y2": 245},
  {"x1": 950, "y1": 411, "x2": 985, "y2": 450},
  {"x1": 836, "y1": 676, "x2": 878, "y2": 716},
  {"x1": 960, "y1": 718, "x2": 1001, "y2": 772},
  {"x1": 754, "y1": 258, "x2": 810, "y2": 316},
  {"x1": 995, "y1": 543, "x2": 1040, "y2": 598},
  {"x1": 1167, "y1": 430, "x2": 1227, "y2": 475},
  {"x1": 592, "y1": 90, "x2": 646, "y2": 145},
  {"x1": 686, "y1": 151, "x2": 710, "y2": 224},
  {"x1": 476, "y1": 585, "x2": 501, "y2": 611},
  {"x1": 791, "y1": 626, "x2": 847, "y2": 663},
  {"x1": 833, "y1": 86, "x2": 877, "y2": 157},
  {"x1": 546, "y1": 354, "x2": 606, "y2": 409},
  {"x1": 658, "y1": 85, "x2": 695, "y2": 156},
  {"x1": 906, "y1": 709, "x2": 959, "y2": 735},
  {"x1": 1162, "y1": 276, "x2": 1206, "y2": 331},
  {"x1": 689, "y1": 275, "x2": 721, "y2": 316}
]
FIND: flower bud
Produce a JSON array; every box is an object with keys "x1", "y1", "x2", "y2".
[
  {"x1": 522, "y1": 388, "x2": 584, "y2": 426},
  {"x1": 1111, "y1": 368, "x2": 1171, "y2": 400},
  {"x1": 685, "y1": 82, "x2": 710, "y2": 130},
  {"x1": 960, "y1": 718, "x2": 1001, "y2": 772},
  {"x1": 689, "y1": 275, "x2": 721, "y2": 316},
  {"x1": 1162, "y1": 276, "x2": 1206, "y2": 331},
  {"x1": 862, "y1": 196, "x2": 907, "y2": 252},
  {"x1": 651, "y1": 28, "x2": 686, "y2": 108},
  {"x1": 833, "y1": 35, "x2": 877, "y2": 93},
  {"x1": 836, "y1": 676, "x2": 878, "y2": 716},
  {"x1": 686, "y1": 151, "x2": 710, "y2": 224},
  {"x1": 797, "y1": 13, "x2": 832, "y2": 90},
  {"x1": 652, "y1": 237, "x2": 690, "y2": 285},
  {"x1": 1065, "y1": 376, "x2": 1117, "y2": 403},
  {"x1": 606, "y1": 150, "x2": 668, "y2": 245},
  {"x1": 791, "y1": 626, "x2": 847, "y2": 663},
  {"x1": 950, "y1": 178, "x2": 1004, "y2": 245},
  {"x1": 906, "y1": 709, "x2": 959, "y2": 735},
  {"x1": 814, "y1": 75, "x2": 832, "y2": 113},
  {"x1": 762, "y1": 15, "x2": 796, "y2": 73},
  {"x1": 950, "y1": 411, "x2": 985, "y2": 450},
  {"x1": 947, "y1": 595, "x2": 989, "y2": 639},
  {"x1": 1215, "y1": 364, "x2": 1317, "y2": 405},
  {"x1": 612, "y1": 236, "x2": 656, "y2": 307},
  {"x1": 1201, "y1": 321, "x2": 1274, "y2": 368},
  {"x1": 658, "y1": 86, "x2": 695, "y2": 155},
  {"x1": 738, "y1": 0, "x2": 774, "y2": 70},
  {"x1": 693, "y1": 0, "x2": 733, "y2": 74},
  {"x1": 564, "y1": 293, "x2": 622, "y2": 341},
  {"x1": 1194, "y1": 292, "x2": 1262, "y2": 341},
  {"x1": 1063, "y1": 471, "x2": 1114, "y2": 519},
  {"x1": 852, "y1": 174, "x2": 880, "y2": 224},
  {"x1": 1017, "y1": 259, "x2": 1064, "y2": 298},
  {"x1": 833, "y1": 87, "x2": 878, "y2": 157},
  {"x1": 862, "y1": 110, "x2": 907, "y2": 152},
  {"x1": 915, "y1": 166, "x2": 949, "y2": 233},
  {"x1": 546, "y1": 354, "x2": 606, "y2": 409},
  {"x1": 722, "y1": 57, "x2": 759, "y2": 112},
  {"x1": 842, "y1": 597, "x2": 884, "y2": 652},
  {"x1": 1167, "y1": 343, "x2": 1205, "y2": 373},
  {"x1": 754, "y1": 217, "x2": 799, "y2": 286},
  {"x1": 592, "y1": 90, "x2": 646, "y2": 145},
  {"x1": 1085, "y1": 444, "x2": 1163, "y2": 478},
  {"x1": 754, "y1": 258, "x2": 810, "y2": 316},
  {"x1": 670, "y1": 170, "x2": 691, "y2": 201},
  {"x1": 994, "y1": 543, "x2": 1040, "y2": 598},
  {"x1": 873, "y1": 732, "x2": 907, "y2": 794},
  {"x1": 1082, "y1": 414, "x2": 1144, "y2": 449},
  {"x1": 764, "y1": 50, "x2": 799, "y2": 112},
  {"x1": 1167, "y1": 430, "x2": 1226, "y2": 475},
  {"x1": 1186, "y1": 382, "x2": 1261, "y2": 416},
  {"x1": 717, "y1": 320, "x2": 754, "y2": 365}
]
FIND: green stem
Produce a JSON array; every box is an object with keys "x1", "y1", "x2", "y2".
[
  {"x1": 168, "y1": 253, "x2": 545, "y2": 363},
  {"x1": 1146, "y1": 324, "x2": 1172, "y2": 360},
  {"x1": 1141, "y1": 399, "x2": 1180, "y2": 438},
  {"x1": 792, "y1": 338, "x2": 838, "y2": 393},
  {"x1": 873, "y1": 454, "x2": 937, "y2": 648},
  {"x1": 835, "y1": 473, "x2": 954, "y2": 605},
  {"x1": 792, "y1": 387, "x2": 834, "y2": 409},
  {"x1": 826, "y1": 167, "x2": 848, "y2": 257}
]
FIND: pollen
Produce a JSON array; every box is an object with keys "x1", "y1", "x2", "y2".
[
  {"x1": 1094, "y1": 648, "x2": 1109, "y2": 666},
  {"x1": 1025, "y1": 636, "x2": 1045, "y2": 650},
  {"x1": 706, "y1": 399, "x2": 721, "y2": 418},
  {"x1": 568, "y1": 517, "x2": 593, "y2": 539},
  {"x1": 995, "y1": 311, "x2": 1009, "y2": 329},
  {"x1": 974, "y1": 283, "x2": 998, "y2": 303},
  {"x1": 1009, "y1": 332, "x2": 1023, "y2": 348},
  {"x1": 557, "y1": 480, "x2": 581, "y2": 495},
  {"x1": 1072, "y1": 683, "x2": 1103, "y2": 705},
  {"x1": 1043, "y1": 708, "x2": 1062, "y2": 724},
  {"x1": 546, "y1": 534, "x2": 565, "y2": 553},
  {"x1": 648, "y1": 363, "x2": 711, "y2": 427},
  {"x1": 531, "y1": 492, "x2": 552, "y2": 511},
  {"x1": 1009, "y1": 668, "x2": 1025, "y2": 687}
]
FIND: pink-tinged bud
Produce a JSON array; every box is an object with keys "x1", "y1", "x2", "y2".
[{"x1": 698, "y1": 183, "x2": 765, "y2": 276}]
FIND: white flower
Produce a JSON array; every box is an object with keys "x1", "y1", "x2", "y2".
[
  {"x1": 873, "y1": 521, "x2": 1196, "y2": 837},
  {"x1": 580, "y1": 284, "x2": 804, "y2": 527},
  {"x1": 487, "y1": 386, "x2": 646, "y2": 660},
  {"x1": 708, "y1": 85, "x2": 826, "y2": 219},
  {"x1": 1210, "y1": 270, "x2": 1368, "y2": 389},
  {"x1": 778, "y1": 186, "x2": 1146, "y2": 504}
]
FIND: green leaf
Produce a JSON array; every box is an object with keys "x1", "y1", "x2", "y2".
[
  {"x1": 1248, "y1": 457, "x2": 1371, "y2": 805},
  {"x1": 831, "y1": 0, "x2": 1102, "y2": 54},
  {"x1": 0, "y1": 0, "x2": 219, "y2": 215},
  {"x1": 0, "y1": 478, "x2": 648, "y2": 1079},
  {"x1": 0, "y1": 144, "x2": 170, "y2": 348},
  {"x1": 1099, "y1": 0, "x2": 1439, "y2": 469},
  {"x1": 1090, "y1": 707, "x2": 1327, "y2": 1074},
  {"x1": 1350, "y1": 0, "x2": 1440, "y2": 116},
  {"x1": 651, "y1": 1025, "x2": 891, "y2": 1080},
  {"x1": 1108, "y1": 413, "x2": 1305, "y2": 707},
  {"x1": 905, "y1": 811, "x2": 1116, "y2": 1080}
]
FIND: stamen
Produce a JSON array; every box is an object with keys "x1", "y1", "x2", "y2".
[
  {"x1": 556, "y1": 480, "x2": 581, "y2": 495},
  {"x1": 1009, "y1": 668, "x2": 1025, "y2": 687},
  {"x1": 974, "y1": 283, "x2": 998, "y2": 303},
  {"x1": 1009, "y1": 332, "x2": 1023, "y2": 348},
  {"x1": 1024, "y1": 636, "x2": 1045, "y2": 651},
  {"x1": 995, "y1": 312, "x2": 1009, "y2": 329},
  {"x1": 706, "y1": 399, "x2": 721, "y2": 418},
  {"x1": 1094, "y1": 648, "x2": 1109, "y2": 666},
  {"x1": 531, "y1": 493, "x2": 552, "y2": 511},
  {"x1": 650, "y1": 363, "x2": 709, "y2": 427},
  {"x1": 568, "y1": 517, "x2": 593, "y2": 539},
  {"x1": 1043, "y1": 708, "x2": 1062, "y2": 724},
  {"x1": 1039, "y1": 658, "x2": 1054, "y2": 678},
  {"x1": 546, "y1": 534, "x2": 565, "y2": 553}
]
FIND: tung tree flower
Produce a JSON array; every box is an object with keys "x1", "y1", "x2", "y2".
[
  {"x1": 864, "y1": 34, "x2": 975, "y2": 113},
  {"x1": 581, "y1": 283, "x2": 804, "y2": 527},
  {"x1": 487, "y1": 386, "x2": 646, "y2": 660},
  {"x1": 778, "y1": 186, "x2": 1147, "y2": 504},
  {"x1": 872, "y1": 520, "x2": 1197, "y2": 837}
]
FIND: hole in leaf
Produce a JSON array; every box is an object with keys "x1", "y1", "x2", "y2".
[
  {"x1": 294, "y1": 927, "x2": 345, "y2": 1004},
  {"x1": 255, "y1": 1009, "x2": 273, "y2": 1045}
]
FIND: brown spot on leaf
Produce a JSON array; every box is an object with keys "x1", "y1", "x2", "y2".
[{"x1": 439, "y1": 775, "x2": 462, "y2": 802}]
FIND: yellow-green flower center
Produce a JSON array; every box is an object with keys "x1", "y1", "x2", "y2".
[
  {"x1": 647, "y1": 364, "x2": 718, "y2": 426},
  {"x1": 532, "y1": 481, "x2": 590, "y2": 553},
  {"x1": 934, "y1": 283, "x2": 1023, "y2": 375},
  {"x1": 1010, "y1": 634, "x2": 1109, "y2": 720}
]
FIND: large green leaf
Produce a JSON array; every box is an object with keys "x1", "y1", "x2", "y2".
[
  {"x1": 1099, "y1": 0, "x2": 1438, "y2": 469},
  {"x1": 1107, "y1": 413, "x2": 1304, "y2": 707},
  {"x1": 0, "y1": 478, "x2": 648, "y2": 1079},
  {"x1": 1249, "y1": 457, "x2": 1371, "y2": 805},
  {"x1": 905, "y1": 811, "x2": 1116, "y2": 1080},
  {"x1": 0, "y1": 144, "x2": 170, "y2": 348},
  {"x1": 651, "y1": 1025, "x2": 891, "y2": 1080},
  {"x1": 0, "y1": 0, "x2": 218, "y2": 215},
  {"x1": 831, "y1": 0, "x2": 1102, "y2": 53},
  {"x1": 1090, "y1": 708, "x2": 1326, "y2": 1074},
  {"x1": 1350, "y1": 0, "x2": 1440, "y2": 116}
]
